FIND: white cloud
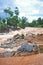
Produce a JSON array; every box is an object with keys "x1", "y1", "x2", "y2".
[
  {"x1": 32, "y1": 9, "x2": 39, "y2": 14},
  {"x1": 19, "y1": 12, "x2": 26, "y2": 17},
  {"x1": 16, "y1": 0, "x2": 43, "y2": 22},
  {"x1": 0, "y1": 0, "x2": 43, "y2": 22},
  {"x1": 27, "y1": 16, "x2": 38, "y2": 22}
]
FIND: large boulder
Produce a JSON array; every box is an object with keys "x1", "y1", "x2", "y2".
[{"x1": 17, "y1": 43, "x2": 38, "y2": 52}]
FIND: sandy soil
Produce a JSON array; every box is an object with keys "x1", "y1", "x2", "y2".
[{"x1": 0, "y1": 54, "x2": 43, "y2": 65}]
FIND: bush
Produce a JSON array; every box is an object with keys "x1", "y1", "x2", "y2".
[
  {"x1": 0, "y1": 23, "x2": 7, "y2": 30},
  {"x1": 37, "y1": 24, "x2": 43, "y2": 27}
]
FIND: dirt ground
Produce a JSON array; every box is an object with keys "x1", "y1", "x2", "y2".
[
  {"x1": 26, "y1": 34, "x2": 43, "y2": 43},
  {"x1": 0, "y1": 54, "x2": 43, "y2": 65}
]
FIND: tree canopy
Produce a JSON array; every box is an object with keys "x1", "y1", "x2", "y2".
[{"x1": 0, "y1": 7, "x2": 43, "y2": 32}]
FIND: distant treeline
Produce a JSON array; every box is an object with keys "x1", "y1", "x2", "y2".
[{"x1": 0, "y1": 7, "x2": 43, "y2": 31}]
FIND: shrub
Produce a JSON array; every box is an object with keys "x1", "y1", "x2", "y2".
[{"x1": 0, "y1": 23, "x2": 7, "y2": 30}]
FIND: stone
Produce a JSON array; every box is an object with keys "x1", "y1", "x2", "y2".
[
  {"x1": 0, "y1": 51, "x2": 15, "y2": 58},
  {"x1": 18, "y1": 43, "x2": 38, "y2": 52}
]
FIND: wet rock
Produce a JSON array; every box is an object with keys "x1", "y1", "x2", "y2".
[
  {"x1": 0, "y1": 51, "x2": 15, "y2": 58},
  {"x1": 17, "y1": 43, "x2": 38, "y2": 52}
]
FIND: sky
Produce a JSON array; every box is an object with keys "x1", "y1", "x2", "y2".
[{"x1": 0, "y1": 0, "x2": 43, "y2": 22}]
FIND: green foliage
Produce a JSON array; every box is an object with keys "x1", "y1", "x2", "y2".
[
  {"x1": 0, "y1": 17, "x2": 1, "y2": 20},
  {"x1": 4, "y1": 7, "x2": 13, "y2": 17},
  {"x1": 0, "y1": 23, "x2": 7, "y2": 30},
  {"x1": 0, "y1": 6, "x2": 43, "y2": 32},
  {"x1": 7, "y1": 18, "x2": 13, "y2": 26},
  {"x1": 4, "y1": 7, "x2": 19, "y2": 29},
  {"x1": 2, "y1": 19, "x2": 6, "y2": 23},
  {"x1": 30, "y1": 20, "x2": 37, "y2": 27},
  {"x1": 29, "y1": 18, "x2": 43, "y2": 27},
  {"x1": 19, "y1": 16, "x2": 28, "y2": 28},
  {"x1": 15, "y1": 7, "x2": 19, "y2": 16},
  {"x1": 37, "y1": 24, "x2": 43, "y2": 27},
  {"x1": 25, "y1": 22, "x2": 30, "y2": 27},
  {"x1": 37, "y1": 17, "x2": 42, "y2": 25},
  {"x1": 14, "y1": 7, "x2": 19, "y2": 28},
  {"x1": 20, "y1": 34, "x2": 24, "y2": 39}
]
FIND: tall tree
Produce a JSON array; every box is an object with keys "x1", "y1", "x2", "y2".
[
  {"x1": 15, "y1": 7, "x2": 19, "y2": 16},
  {"x1": 0, "y1": 17, "x2": 2, "y2": 23},
  {"x1": 4, "y1": 7, "x2": 13, "y2": 17},
  {"x1": 31, "y1": 20, "x2": 37, "y2": 27},
  {"x1": 20, "y1": 16, "x2": 27, "y2": 28},
  {"x1": 14, "y1": 7, "x2": 19, "y2": 28},
  {"x1": 37, "y1": 17, "x2": 42, "y2": 25},
  {"x1": 41, "y1": 19, "x2": 43, "y2": 24}
]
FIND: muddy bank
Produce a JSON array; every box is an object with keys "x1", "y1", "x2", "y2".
[{"x1": 0, "y1": 54, "x2": 43, "y2": 65}]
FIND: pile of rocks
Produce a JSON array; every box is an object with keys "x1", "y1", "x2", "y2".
[
  {"x1": 0, "y1": 33, "x2": 38, "y2": 57},
  {"x1": 0, "y1": 43, "x2": 38, "y2": 57}
]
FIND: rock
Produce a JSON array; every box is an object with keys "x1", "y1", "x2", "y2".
[
  {"x1": 13, "y1": 34, "x2": 20, "y2": 40},
  {"x1": 17, "y1": 43, "x2": 38, "y2": 52},
  {"x1": 0, "y1": 51, "x2": 15, "y2": 58}
]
